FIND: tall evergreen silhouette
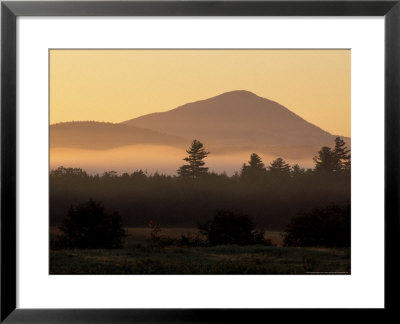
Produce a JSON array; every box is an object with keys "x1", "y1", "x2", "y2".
[
  {"x1": 240, "y1": 153, "x2": 267, "y2": 180},
  {"x1": 313, "y1": 146, "x2": 339, "y2": 174},
  {"x1": 291, "y1": 164, "x2": 306, "y2": 177},
  {"x1": 334, "y1": 137, "x2": 351, "y2": 172},
  {"x1": 313, "y1": 137, "x2": 350, "y2": 174},
  {"x1": 177, "y1": 139, "x2": 210, "y2": 179},
  {"x1": 269, "y1": 157, "x2": 291, "y2": 179}
]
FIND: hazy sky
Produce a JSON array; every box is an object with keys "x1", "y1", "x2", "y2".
[{"x1": 50, "y1": 49, "x2": 350, "y2": 137}]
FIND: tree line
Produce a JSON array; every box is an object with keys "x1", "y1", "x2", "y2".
[
  {"x1": 52, "y1": 199, "x2": 350, "y2": 250},
  {"x1": 51, "y1": 136, "x2": 350, "y2": 181},
  {"x1": 50, "y1": 137, "x2": 350, "y2": 229}
]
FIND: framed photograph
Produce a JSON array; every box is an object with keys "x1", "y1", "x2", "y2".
[{"x1": 1, "y1": 0, "x2": 399, "y2": 322}]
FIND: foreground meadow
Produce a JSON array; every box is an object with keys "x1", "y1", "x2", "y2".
[{"x1": 50, "y1": 227, "x2": 350, "y2": 275}]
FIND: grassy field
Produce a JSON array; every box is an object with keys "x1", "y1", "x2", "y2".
[
  {"x1": 51, "y1": 227, "x2": 285, "y2": 246},
  {"x1": 50, "y1": 227, "x2": 350, "y2": 275}
]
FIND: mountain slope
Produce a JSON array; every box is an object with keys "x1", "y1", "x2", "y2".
[
  {"x1": 50, "y1": 121, "x2": 186, "y2": 149},
  {"x1": 122, "y1": 90, "x2": 337, "y2": 148}
]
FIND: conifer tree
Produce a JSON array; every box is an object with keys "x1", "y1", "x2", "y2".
[
  {"x1": 334, "y1": 137, "x2": 351, "y2": 172},
  {"x1": 269, "y1": 157, "x2": 291, "y2": 178},
  {"x1": 313, "y1": 146, "x2": 339, "y2": 174},
  {"x1": 291, "y1": 164, "x2": 306, "y2": 177},
  {"x1": 177, "y1": 139, "x2": 210, "y2": 179},
  {"x1": 313, "y1": 137, "x2": 351, "y2": 174},
  {"x1": 240, "y1": 153, "x2": 267, "y2": 179}
]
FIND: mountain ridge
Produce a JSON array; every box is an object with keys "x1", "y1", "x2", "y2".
[
  {"x1": 50, "y1": 90, "x2": 349, "y2": 151},
  {"x1": 50, "y1": 121, "x2": 187, "y2": 150},
  {"x1": 122, "y1": 90, "x2": 338, "y2": 147}
]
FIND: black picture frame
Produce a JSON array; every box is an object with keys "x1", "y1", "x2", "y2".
[{"x1": 1, "y1": 0, "x2": 399, "y2": 322}]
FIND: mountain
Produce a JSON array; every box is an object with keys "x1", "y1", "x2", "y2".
[
  {"x1": 50, "y1": 121, "x2": 186, "y2": 149},
  {"x1": 51, "y1": 91, "x2": 349, "y2": 153},
  {"x1": 122, "y1": 90, "x2": 341, "y2": 149}
]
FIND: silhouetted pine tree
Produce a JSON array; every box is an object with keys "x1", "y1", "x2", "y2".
[
  {"x1": 334, "y1": 137, "x2": 351, "y2": 172},
  {"x1": 269, "y1": 157, "x2": 291, "y2": 179},
  {"x1": 313, "y1": 146, "x2": 340, "y2": 174},
  {"x1": 177, "y1": 139, "x2": 210, "y2": 179},
  {"x1": 240, "y1": 153, "x2": 267, "y2": 180},
  {"x1": 291, "y1": 164, "x2": 306, "y2": 177}
]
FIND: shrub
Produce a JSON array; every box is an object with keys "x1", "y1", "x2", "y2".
[
  {"x1": 198, "y1": 210, "x2": 270, "y2": 246},
  {"x1": 148, "y1": 220, "x2": 162, "y2": 245},
  {"x1": 147, "y1": 221, "x2": 206, "y2": 248},
  {"x1": 284, "y1": 204, "x2": 350, "y2": 247},
  {"x1": 55, "y1": 199, "x2": 126, "y2": 249},
  {"x1": 178, "y1": 232, "x2": 206, "y2": 247}
]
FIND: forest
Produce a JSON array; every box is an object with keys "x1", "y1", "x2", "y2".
[{"x1": 50, "y1": 137, "x2": 350, "y2": 230}]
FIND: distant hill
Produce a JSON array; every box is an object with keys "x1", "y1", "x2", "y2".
[
  {"x1": 50, "y1": 91, "x2": 349, "y2": 152},
  {"x1": 50, "y1": 121, "x2": 186, "y2": 149},
  {"x1": 123, "y1": 90, "x2": 345, "y2": 148}
]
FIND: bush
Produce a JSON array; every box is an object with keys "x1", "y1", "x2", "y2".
[
  {"x1": 178, "y1": 232, "x2": 206, "y2": 247},
  {"x1": 147, "y1": 221, "x2": 206, "y2": 248},
  {"x1": 198, "y1": 210, "x2": 270, "y2": 246},
  {"x1": 54, "y1": 199, "x2": 126, "y2": 249},
  {"x1": 148, "y1": 220, "x2": 162, "y2": 245},
  {"x1": 284, "y1": 204, "x2": 350, "y2": 247}
]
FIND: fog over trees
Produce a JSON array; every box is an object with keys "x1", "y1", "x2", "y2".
[{"x1": 50, "y1": 137, "x2": 350, "y2": 230}]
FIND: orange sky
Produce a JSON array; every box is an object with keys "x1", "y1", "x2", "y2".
[{"x1": 50, "y1": 49, "x2": 350, "y2": 137}]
